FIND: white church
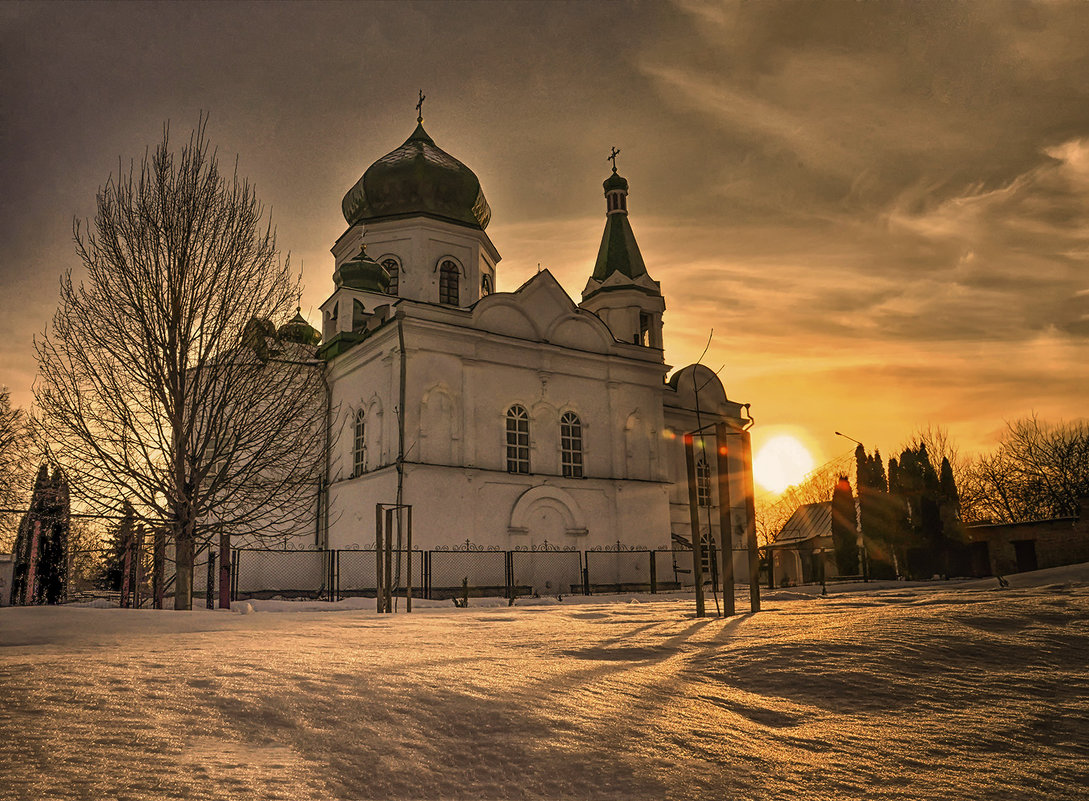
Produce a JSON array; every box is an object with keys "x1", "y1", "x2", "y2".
[{"x1": 281, "y1": 111, "x2": 756, "y2": 577}]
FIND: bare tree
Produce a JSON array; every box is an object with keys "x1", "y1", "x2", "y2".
[
  {"x1": 0, "y1": 387, "x2": 33, "y2": 551},
  {"x1": 961, "y1": 415, "x2": 1089, "y2": 523},
  {"x1": 35, "y1": 120, "x2": 327, "y2": 609}
]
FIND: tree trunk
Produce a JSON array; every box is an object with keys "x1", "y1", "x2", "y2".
[{"x1": 174, "y1": 533, "x2": 193, "y2": 610}]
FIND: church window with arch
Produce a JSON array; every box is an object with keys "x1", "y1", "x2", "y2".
[
  {"x1": 353, "y1": 409, "x2": 366, "y2": 475},
  {"x1": 439, "y1": 260, "x2": 459, "y2": 305},
  {"x1": 505, "y1": 405, "x2": 530, "y2": 474},
  {"x1": 382, "y1": 258, "x2": 400, "y2": 296},
  {"x1": 696, "y1": 456, "x2": 711, "y2": 507},
  {"x1": 481, "y1": 273, "x2": 492, "y2": 297},
  {"x1": 560, "y1": 412, "x2": 583, "y2": 478}
]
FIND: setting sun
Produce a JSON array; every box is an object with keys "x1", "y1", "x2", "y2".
[{"x1": 753, "y1": 435, "x2": 816, "y2": 493}]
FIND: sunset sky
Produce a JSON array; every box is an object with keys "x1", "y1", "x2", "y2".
[{"x1": 3, "y1": 0, "x2": 1088, "y2": 484}]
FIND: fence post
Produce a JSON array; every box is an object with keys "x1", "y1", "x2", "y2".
[
  {"x1": 119, "y1": 520, "x2": 132, "y2": 609},
  {"x1": 583, "y1": 554, "x2": 590, "y2": 596},
  {"x1": 505, "y1": 551, "x2": 514, "y2": 602},
  {"x1": 375, "y1": 506, "x2": 385, "y2": 613},
  {"x1": 133, "y1": 524, "x2": 145, "y2": 609},
  {"x1": 406, "y1": 507, "x2": 413, "y2": 613},
  {"x1": 219, "y1": 533, "x2": 231, "y2": 610},
  {"x1": 206, "y1": 552, "x2": 216, "y2": 609},
  {"x1": 650, "y1": 551, "x2": 657, "y2": 594},
  {"x1": 230, "y1": 549, "x2": 239, "y2": 602},
  {"x1": 153, "y1": 527, "x2": 165, "y2": 609}
]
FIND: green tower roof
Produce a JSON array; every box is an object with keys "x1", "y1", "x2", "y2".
[
  {"x1": 335, "y1": 246, "x2": 392, "y2": 293},
  {"x1": 592, "y1": 212, "x2": 648, "y2": 281},
  {"x1": 341, "y1": 121, "x2": 491, "y2": 230}
]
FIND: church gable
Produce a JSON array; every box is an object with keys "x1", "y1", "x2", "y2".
[{"x1": 470, "y1": 270, "x2": 614, "y2": 353}]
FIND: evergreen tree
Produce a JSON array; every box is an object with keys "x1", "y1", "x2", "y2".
[
  {"x1": 10, "y1": 465, "x2": 71, "y2": 604},
  {"x1": 831, "y1": 475, "x2": 858, "y2": 575}
]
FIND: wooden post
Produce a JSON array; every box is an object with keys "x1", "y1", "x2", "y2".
[
  {"x1": 684, "y1": 434, "x2": 706, "y2": 618},
  {"x1": 24, "y1": 519, "x2": 41, "y2": 605},
  {"x1": 133, "y1": 524, "x2": 145, "y2": 609},
  {"x1": 153, "y1": 526, "x2": 165, "y2": 609},
  {"x1": 384, "y1": 507, "x2": 394, "y2": 613},
  {"x1": 375, "y1": 504, "x2": 384, "y2": 613},
  {"x1": 740, "y1": 430, "x2": 761, "y2": 613},
  {"x1": 219, "y1": 532, "x2": 231, "y2": 609},
  {"x1": 714, "y1": 423, "x2": 736, "y2": 617},
  {"x1": 119, "y1": 516, "x2": 133, "y2": 609}
]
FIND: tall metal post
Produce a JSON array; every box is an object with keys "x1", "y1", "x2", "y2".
[
  {"x1": 405, "y1": 506, "x2": 413, "y2": 613},
  {"x1": 740, "y1": 430, "x2": 761, "y2": 613},
  {"x1": 714, "y1": 422, "x2": 736, "y2": 617},
  {"x1": 375, "y1": 504, "x2": 385, "y2": 613},
  {"x1": 684, "y1": 434, "x2": 707, "y2": 618}
]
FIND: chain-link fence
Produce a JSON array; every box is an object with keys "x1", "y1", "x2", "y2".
[
  {"x1": 427, "y1": 550, "x2": 508, "y2": 599},
  {"x1": 509, "y1": 550, "x2": 583, "y2": 597},
  {"x1": 584, "y1": 549, "x2": 656, "y2": 594},
  {"x1": 232, "y1": 548, "x2": 332, "y2": 600},
  {"x1": 337, "y1": 549, "x2": 425, "y2": 598}
]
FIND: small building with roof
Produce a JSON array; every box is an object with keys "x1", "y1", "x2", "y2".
[
  {"x1": 765, "y1": 502, "x2": 838, "y2": 586},
  {"x1": 277, "y1": 108, "x2": 755, "y2": 571}
]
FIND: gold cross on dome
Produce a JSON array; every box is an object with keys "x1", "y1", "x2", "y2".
[
  {"x1": 416, "y1": 90, "x2": 426, "y2": 122},
  {"x1": 608, "y1": 146, "x2": 620, "y2": 172}
]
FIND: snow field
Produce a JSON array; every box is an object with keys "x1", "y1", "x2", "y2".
[{"x1": 1, "y1": 566, "x2": 1087, "y2": 800}]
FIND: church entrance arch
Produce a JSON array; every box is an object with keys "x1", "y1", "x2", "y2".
[{"x1": 507, "y1": 486, "x2": 588, "y2": 541}]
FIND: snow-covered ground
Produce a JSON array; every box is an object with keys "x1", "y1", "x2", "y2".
[{"x1": 2, "y1": 566, "x2": 1087, "y2": 800}]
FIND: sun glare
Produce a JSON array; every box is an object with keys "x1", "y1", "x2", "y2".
[{"x1": 753, "y1": 435, "x2": 816, "y2": 494}]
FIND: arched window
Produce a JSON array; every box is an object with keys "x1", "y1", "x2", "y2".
[
  {"x1": 352, "y1": 299, "x2": 366, "y2": 333},
  {"x1": 382, "y1": 258, "x2": 399, "y2": 296},
  {"x1": 560, "y1": 412, "x2": 583, "y2": 478},
  {"x1": 353, "y1": 409, "x2": 366, "y2": 475},
  {"x1": 696, "y1": 457, "x2": 711, "y2": 507},
  {"x1": 439, "y1": 260, "x2": 459, "y2": 305},
  {"x1": 481, "y1": 273, "x2": 492, "y2": 297},
  {"x1": 505, "y1": 405, "x2": 530, "y2": 474}
]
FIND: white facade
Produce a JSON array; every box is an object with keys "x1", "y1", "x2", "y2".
[{"x1": 301, "y1": 120, "x2": 755, "y2": 578}]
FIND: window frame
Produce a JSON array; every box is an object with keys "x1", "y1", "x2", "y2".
[
  {"x1": 439, "y1": 260, "x2": 460, "y2": 305},
  {"x1": 505, "y1": 405, "x2": 530, "y2": 474},
  {"x1": 353, "y1": 408, "x2": 366, "y2": 476},
  {"x1": 381, "y1": 257, "x2": 400, "y2": 296},
  {"x1": 560, "y1": 411, "x2": 584, "y2": 478}
]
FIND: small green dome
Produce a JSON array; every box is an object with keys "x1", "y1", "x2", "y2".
[
  {"x1": 603, "y1": 170, "x2": 628, "y2": 193},
  {"x1": 278, "y1": 309, "x2": 321, "y2": 346},
  {"x1": 335, "y1": 246, "x2": 391, "y2": 293},
  {"x1": 341, "y1": 122, "x2": 491, "y2": 230}
]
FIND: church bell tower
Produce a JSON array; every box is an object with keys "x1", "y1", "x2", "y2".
[{"x1": 578, "y1": 150, "x2": 665, "y2": 350}]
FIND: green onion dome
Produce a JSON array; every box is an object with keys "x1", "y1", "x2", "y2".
[
  {"x1": 341, "y1": 122, "x2": 491, "y2": 230},
  {"x1": 335, "y1": 246, "x2": 391, "y2": 293},
  {"x1": 603, "y1": 170, "x2": 628, "y2": 193},
  {"x1": 278, "y1": 309, "x2": 321, "y2": 346}
]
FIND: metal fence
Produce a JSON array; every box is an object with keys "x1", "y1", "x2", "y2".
[
  {"x1": 337, "y1": 549, "x2": 425, "y2": 598},
  {"x1": 509, "y1": 550, "x2": 583, "y2": 597},
  {"x1": 227, "y1": 546, "x2": 727, "y2": 602},
  {"x1": 231, "y1": 549, "x2": 332, "y2": 600},
  {"x1": 427, "y1": 550, "x2": 508, "y2": 599}
]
